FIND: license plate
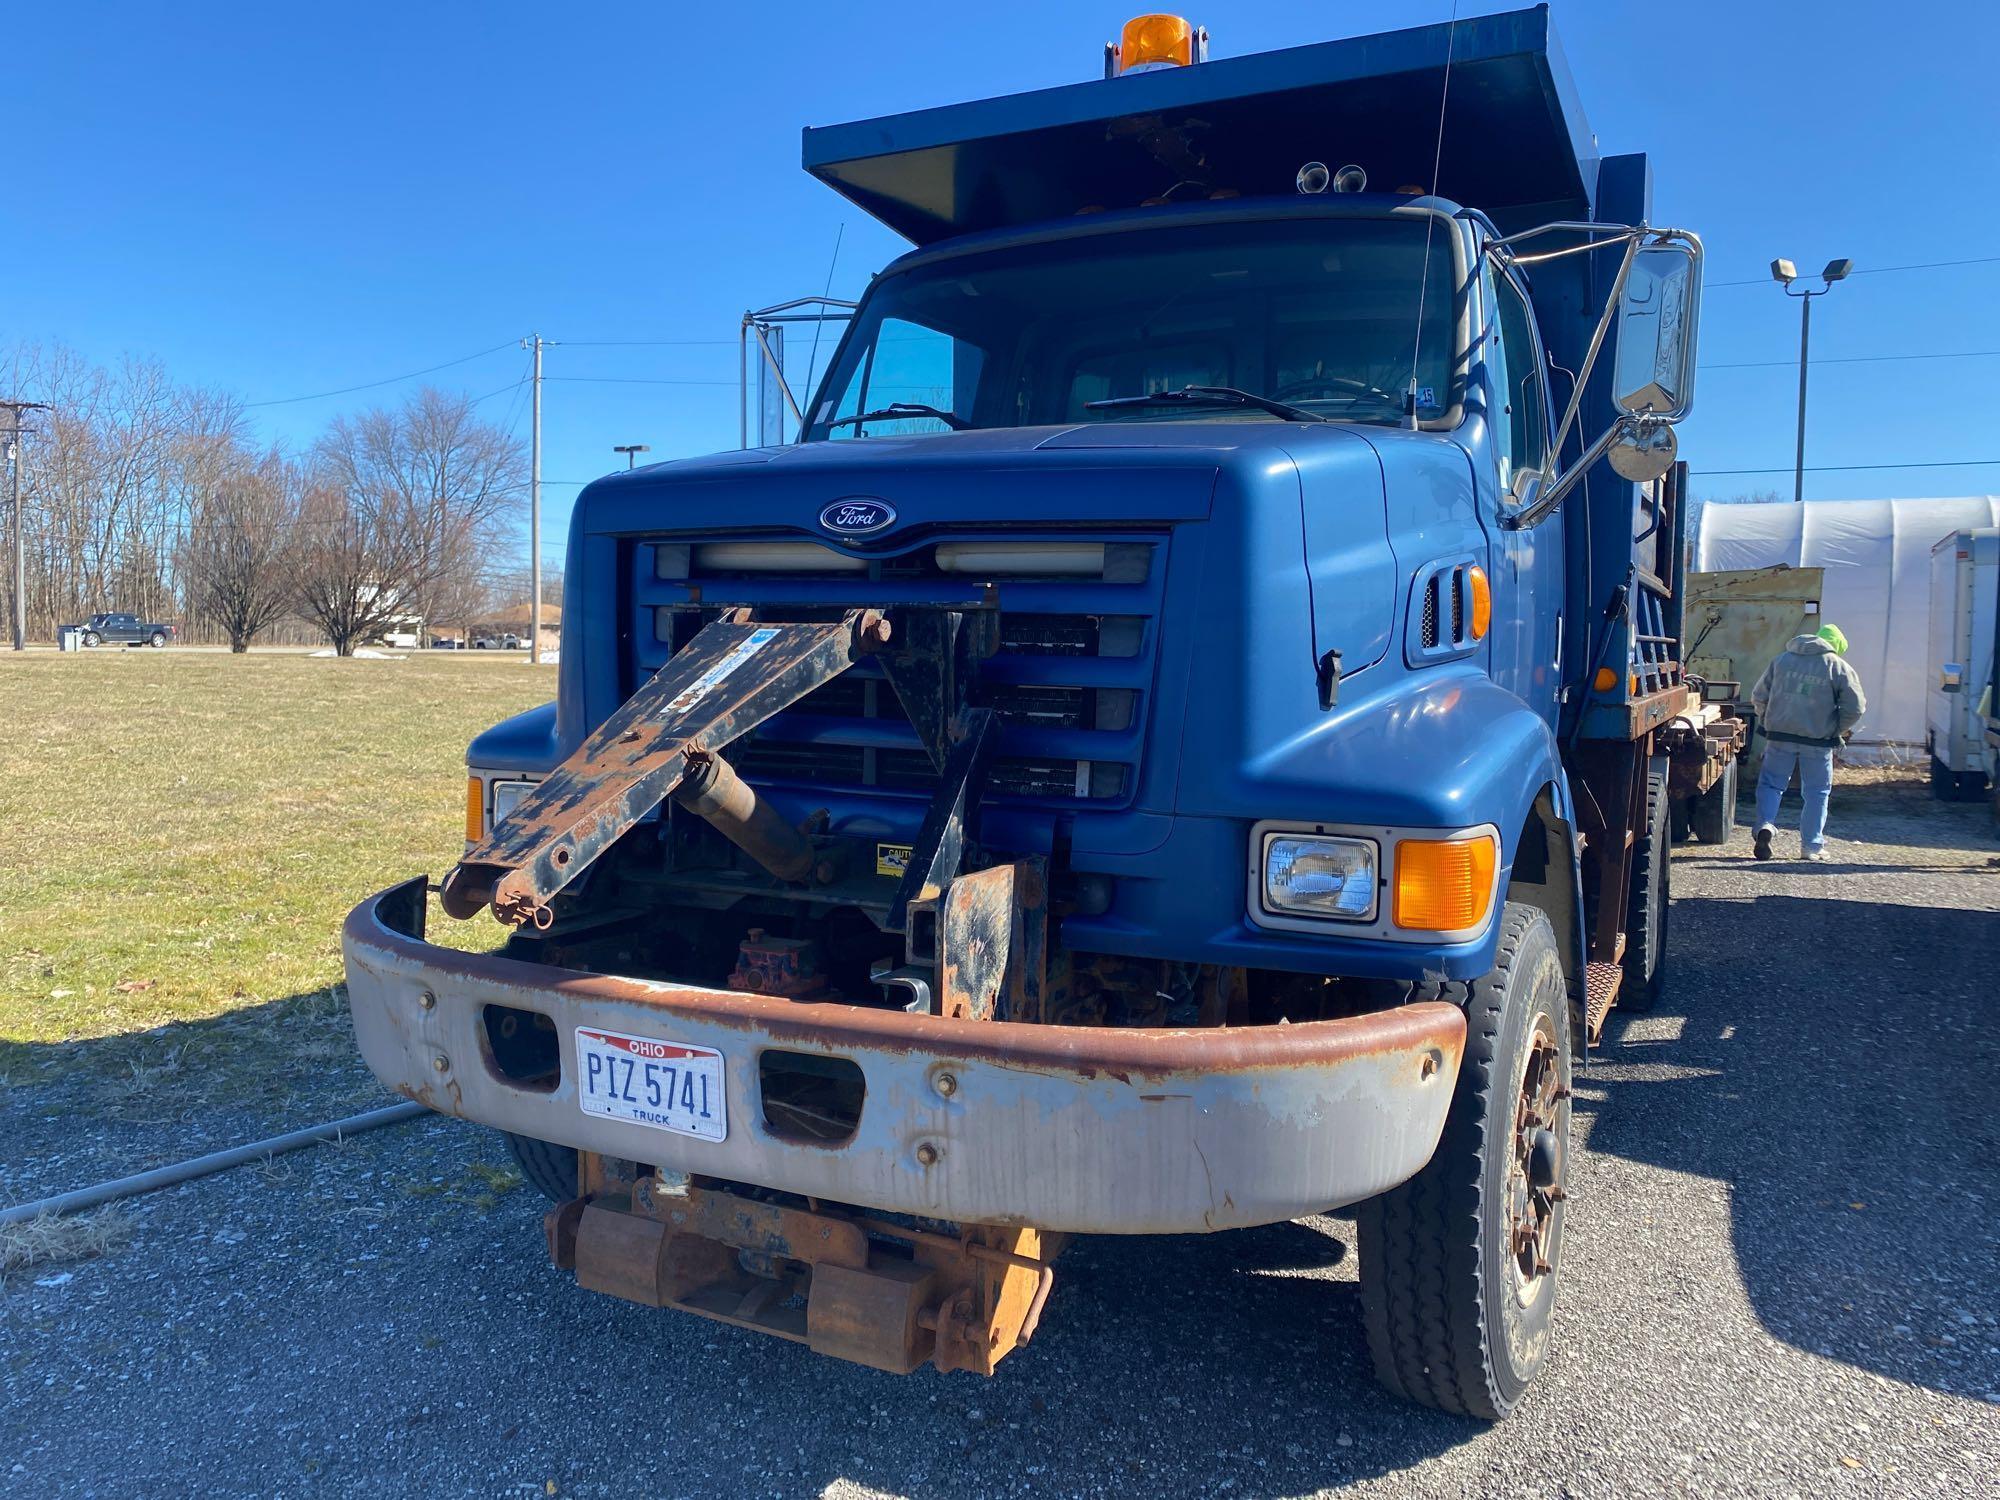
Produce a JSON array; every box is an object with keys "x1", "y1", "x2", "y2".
[{"x1": 574, "y1": 1027, "x2": 727, "y2": 1142}]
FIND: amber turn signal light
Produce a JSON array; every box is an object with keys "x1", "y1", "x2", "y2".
[
  {"x1": 1466, "y1": 565, "x2": 1492, "y2": 639},
  {"x1": 1393, "y1": 833, "x2": 1498, "y2": 933},
  {"x1": 464, "y1": 776, "x2": 484, "y2": 842}
]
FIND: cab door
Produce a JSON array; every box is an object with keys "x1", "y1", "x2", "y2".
[{"x1": 1485, "y1": 265, "x2": 1562, "y2": 725}]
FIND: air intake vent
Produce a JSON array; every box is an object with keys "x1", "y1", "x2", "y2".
[{"x1": 1407, "y1": 557, "x2": 1482, "y2": 665}]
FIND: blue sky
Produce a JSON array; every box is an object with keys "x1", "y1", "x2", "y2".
[{"x1": 5, "y1": 1, "x2": 1996, "y2": 569}]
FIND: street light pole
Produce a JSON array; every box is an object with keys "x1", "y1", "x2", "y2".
[
  {"x1": 1791, "y1": 291, "x2": 1811, "y2": 506},
  {"x1": 1770, "y1": 258, "x2": 1853, "y2": 504},
  {"x1": 613, "y1": 444, "x2": 652, "y2": 470}
]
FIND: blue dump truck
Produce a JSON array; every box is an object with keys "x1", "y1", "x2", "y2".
[{"x1": 344, "y1": 8, "x2": 1743, "y2": 1418}]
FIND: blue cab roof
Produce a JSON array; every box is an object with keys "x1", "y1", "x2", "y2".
[{"x1": 803, "y1": 4, "x2": 1597, "y2": 244}]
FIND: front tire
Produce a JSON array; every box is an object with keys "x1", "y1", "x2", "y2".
[
  {"x1": 1358, "y1": 903, "x2": 1573, "y2": 1421},
  {"x1": 503, "y1": 1131, "x2": 579, "y2": 1203},
  {"x1": 82, "y1": 631, "x2": 100, "y2": 647}
]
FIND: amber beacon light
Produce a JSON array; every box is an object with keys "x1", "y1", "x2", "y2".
[{"x1": 1110, "y1": 15, "x2": 1207, "y2": 75}]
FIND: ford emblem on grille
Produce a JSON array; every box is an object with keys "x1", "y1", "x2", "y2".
[{"x1": 818, "y1": 498, "x2": 897, "y2": 540}]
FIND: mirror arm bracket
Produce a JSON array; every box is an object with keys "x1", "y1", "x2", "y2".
[
  {"x1": 1545, "y1": 237, "x2": 1641, "y2": 468},
  {"x1": 1503, "y1": 417, "x2": 1647, "y2": 531}
]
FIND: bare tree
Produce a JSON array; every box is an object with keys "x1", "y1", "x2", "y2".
[
  {"x1": 1, "y1": 342, "x2": 249, "y2": 641},
  {"x1": 297, "y1": 387, "x2": 525, "y2": 654},
  {"x1": 179, "y1": 446, "x2": 302, "y2": 651}
]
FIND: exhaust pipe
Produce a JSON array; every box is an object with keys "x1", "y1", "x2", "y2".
[{"x1": 675, "y1": 752, "x2": 817, "y2": 883}]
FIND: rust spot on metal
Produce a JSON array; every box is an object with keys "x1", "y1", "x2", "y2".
[
  {"x1": 727, "y1": 930, "x2": 833, "y2": 1000},
  {"x1": 441, "y1": 610, "x2": 886, "y2": 927},
  {"x1": 548, "y1": 1181, "x2": 1062, "y2": 1378},
  {"x1": 348, "y1": 884, "x2": 1468, "y2": 1086},
  {"x1": 937, "y1": 859, "x2": 1047, "y2": 1023}
]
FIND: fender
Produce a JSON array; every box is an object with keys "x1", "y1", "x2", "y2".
[
  {"x1": 1068, "y1": 670, "x2": 1579, "y2": 981},
  {"x1": 469, "y1": 700, "x2": 562, "y2": 776},
  {"x1": 1188, "y1": 665, "x2": 1571, "y2": 865}
]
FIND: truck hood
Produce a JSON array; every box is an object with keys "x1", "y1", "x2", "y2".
[
  {"x1": 578, "y1": 420, "x2": 1396, "y2": 540},
  {"x1": 561, "y1": 422, "x2": 1402, "y2": 825},
  {"x1": 579, "y1": 424, "x2": 1250, "y2": 535}
]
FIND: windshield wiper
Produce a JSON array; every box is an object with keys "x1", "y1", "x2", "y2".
[
  {"x1": 1083, "y1": 385, "x2": 1332, "y2": 424},
  {"x1": 826, "y1": 402, "x2": 969, "y2": 432}
]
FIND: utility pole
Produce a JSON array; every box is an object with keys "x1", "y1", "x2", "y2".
[
  {"x1": 523, "y1": 335, "x2": 544, "y2": 662},
  {"x1": 1769, "y1": 257, "x2": 1853, "y2": 503},
  {"x1": 2, "y1": 400, "x2": 51, "y2": 652}
]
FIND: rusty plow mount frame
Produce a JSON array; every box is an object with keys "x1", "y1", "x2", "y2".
[
  {"x1": 549, "y1": 1166, "x2": 1062, "y2": 1375},
  {"x1": 440, "y1": 607, "x2": 898, "y2": 929},
  {"x1": 438, "y1": 595, "x2": 1086, "y2": 1372}
]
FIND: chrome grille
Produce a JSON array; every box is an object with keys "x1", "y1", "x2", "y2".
[{"x1": 627, "y1": 536, "x2": 1163, "y2": 808}]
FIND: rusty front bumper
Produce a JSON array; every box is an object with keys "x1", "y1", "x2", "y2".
[{"x1": 343, "y1": 880, "x2": 1466, "y2": 1235}]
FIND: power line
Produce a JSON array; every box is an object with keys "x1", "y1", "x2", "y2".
[
  {"x1": 1703, "y1": 348, "x2": 2000, "y2": 370},
  {"x1": 1707, "y1": 255, "x2": 2000, "y2": 289},
  {"x1": 468, "y1": 377, "x2": 529, "y2": 405},
  {"x1": 544, "y1": 376, "x2": 736, "y2": 387},
  {"x1": 554, "y1": 339, "x2": 739, "y2": 347},
  {"x1": 242, "y1": 340, "x2": 519, "y2": 408},
  {"x1": 1692, "y1": 458, "x2": 2000, "y2": 476}
]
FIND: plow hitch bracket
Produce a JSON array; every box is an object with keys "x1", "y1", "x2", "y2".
[{"x1": 440, "y1": 608, "x2": 888, "y2": 928}]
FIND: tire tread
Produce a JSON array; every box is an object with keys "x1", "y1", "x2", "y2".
[
  {"x1": 1358, "y1": 904, "x2": 1552, "y2": 1420},
  {"x1": 503, "y1": 1130, "x2": 578, "y2": 1203}
]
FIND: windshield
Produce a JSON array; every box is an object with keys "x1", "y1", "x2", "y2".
[{"x1": 804, "y1": 214, "x2": 1465, "y2": 440}]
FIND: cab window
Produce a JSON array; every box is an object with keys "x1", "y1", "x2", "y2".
[
  {"x1": 820, "y1": 316, "x2": 987, "y2": 439},
  {"x1": 1491, "y1": 271, "x2": 1549, "y2": 490}
]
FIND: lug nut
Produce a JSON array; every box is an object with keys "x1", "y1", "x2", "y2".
[
  {"x1": 915, "y1": 1142, "x2": 940, "y2": 1166},
  {"x1": 432, "y1": 1053, "x2": 450, "y2": 1073},
  {"x1": 417, "y1": 990, "x2": 436, "y2": 1011},
  {"x1": 935, "y1": 1073, "x2": 958, "y2": 1098}
]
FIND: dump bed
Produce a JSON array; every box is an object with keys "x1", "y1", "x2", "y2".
[{"x1": 803, "y1": 4, "x2": 1599, "y2": 242}]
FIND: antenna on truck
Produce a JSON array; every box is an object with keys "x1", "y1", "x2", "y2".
[{"x1": 1405, "y1": 2, "x2": 1460, "y2": 431}]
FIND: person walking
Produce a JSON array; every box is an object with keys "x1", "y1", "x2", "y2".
[{"x1": 1749, "y1": 623, "x2": 1866, "y2": 862}]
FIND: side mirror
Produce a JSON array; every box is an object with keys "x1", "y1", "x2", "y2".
[
  {"x1": 1612, "y1": 244, "x2": 1701, "y2": 420},
  {"x1": 1607, "y1": 418, "x2": 1677, "y2": 483}
]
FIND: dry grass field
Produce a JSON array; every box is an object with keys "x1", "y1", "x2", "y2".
[{"x1": 0, "y1": 650, "x2": 549, "y2": 1109}]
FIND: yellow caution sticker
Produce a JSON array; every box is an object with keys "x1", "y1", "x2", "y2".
[{"x1": 875, "y1": 843, "x2": 913, "y2": 878}]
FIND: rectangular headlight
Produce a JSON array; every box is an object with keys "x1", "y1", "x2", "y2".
[
  {"x1": 490, "y1": 779, "x2": 537, "y2": 830},
  {"x1": 1262, "y1": 834, "x2": 1378, "y2": 921}
]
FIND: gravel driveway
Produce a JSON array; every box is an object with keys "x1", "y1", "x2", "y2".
[{"x1": 4, "y1": 781, "x2": 1996, "y2": 1498}]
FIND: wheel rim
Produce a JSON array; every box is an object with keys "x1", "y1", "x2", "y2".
[{"x1": 1506, "y1": 1011, "x2": 1565, "y2": 1309}]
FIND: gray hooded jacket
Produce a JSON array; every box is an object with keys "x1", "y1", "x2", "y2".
[{"x1": 1751, "y1": 634, "x2": 1866, "y2": 747}]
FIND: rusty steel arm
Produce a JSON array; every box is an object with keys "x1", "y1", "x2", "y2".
[
  {"x1": 441, "y1": 609, "x2": 888, "y2": 928},
  {"x1": 886, "y1": 707, "x2": 999, "y2": 935}
]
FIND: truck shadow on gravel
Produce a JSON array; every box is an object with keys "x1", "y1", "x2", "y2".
[
  {"x1": 0, "y1": 988, "x2": 389, "y2": 1212},
  {"x1": 1582, "y1": 892, "x2": 1999, "y2": 1402}
]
